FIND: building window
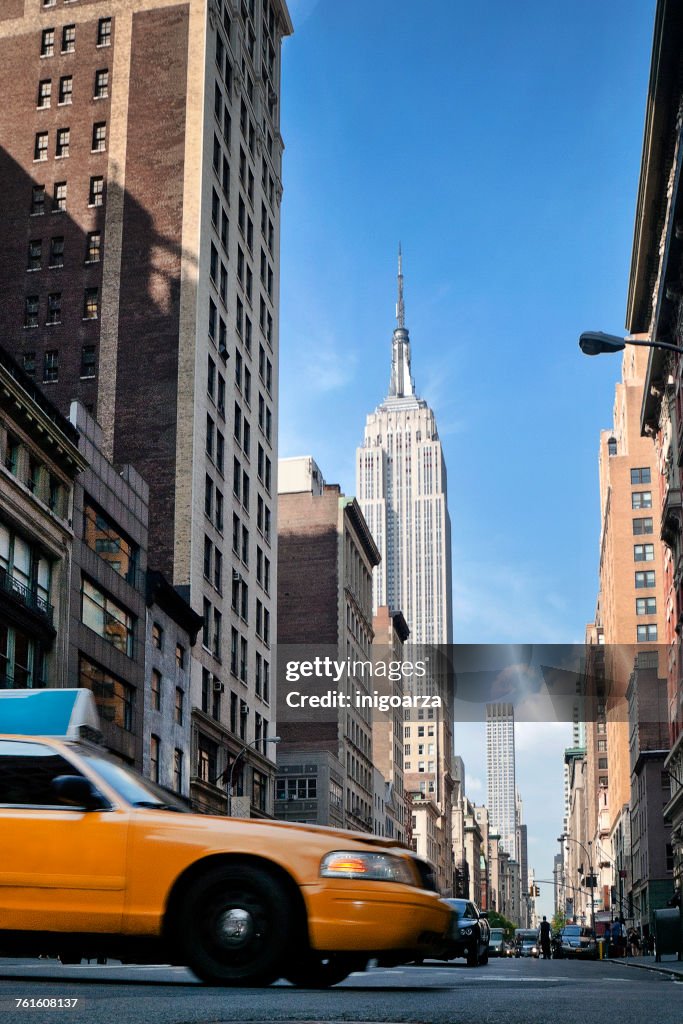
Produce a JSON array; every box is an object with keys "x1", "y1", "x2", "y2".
[
  {"x1": 37, "y1": 79, "x2": 52, "y2": 108},
  {"x1": 80, "y1": 345, "x2": 96, "y2": 379},
  {"x1": 89, "y1": 176, "x2": 104, "y2": 206},
  {"x1": 635, "y1": 570, "x2": 656, "y2": 589},
  {"x1": 151, "y1": 668, "x2": 161, "y2": 711},
  {"x1": 598, "y1": 757, "x2": 608, "y2": 770},
  {"x1": 86, "y1": 230, "x2": 101, "y2": 263},
  {"x1": 175, "y1": 643, "x2": 185, "y2": 671},
  {"x1": 215, "y1": 490, "x2": 223, "y2": 531},
  {"x1": 631, "y1": 491, "x2": 652, "y2": 509},
  {"x1": 41, "y1": 29, "x2": 55, "y2": 57},
  {"x1": 152, "y1": 622, "x2": 163, "y2": 650},
  {"x1": 637, "y1": 624, "x2": 658, "y2": 642},
  {"x1": 92, "y1": 121, "x2": 106, "y2": 152},
  {"x1": 49, "y1": 236, "x2": 64, "y2": 267},
  {"x1": 79, "y1": 656, "x2": 134, "y2": 732},
  {"x1": 81, "y1": 578, "x2": 134, "y2": 656},
  {"x1": 213, "y1": 609, "x2": 222, "y2": 659},
  {"x1": 636, "y1": 597, "x2": 656, "y2": 615},
  {"x1": 203, "y1": 535, "x2": 212, "y2": 580},
  {"x1": 150, "y1": 735, "x2": 160, "y2": 783},
  {"x1": 53, "y1": 181, "x2": 67, "y2": 212},
  {"x1": 56, "y1": 128, "x2": 70, "y2": 158},
  {"x1": 97, "y1": 18, "x2": 112, "y2": 47},
  {"x1": 202, "y1": 599, "x2": 211, "y2": 649},
  {"x1": 633, "y1": 517, "x2": 653, "y2": 535},
  {"x1": 34, "y1": 132, "x2": 48, "y2": 161},
  {"x1": 94, "y1": 68, "x2": 109, "y2": 99},
  {"x1": 197, "y1": 736, "x2": 217, "y2": 783},
  {"x1": 634, "y1": 544, "x2": 654, "y2": 562},
  {"x1": 83, "y1": 499, "x2": 139, "y2": 583},
  {"x1": 46, "y1": 292, "x2": 61, "y2": 325},
  {"x1": 60, "y1": 25, "x2": 77, "y2": 53},
  {"x1": 43, "y1": 349, "x2": 59, "y2": 382},
  {"x1": 173, "y1": 749, "x2": 183, "y2": 794},
  {"x1": 24, "y1": 296, "x2": 39, "y2": 328},
  {"x1": 22, "y1": 352, "x2": 36, "y2": 377},
  {"x1": 31, "y1": 185, "x2": 46, "y2": 216},
  {"x1": 58, "y1": 75, "x2": 73, "y2": 105},
  {"x1": 230, "y1": 627, "x2": 238, "y2": 676},
  {"x1": 83, "y1": 287, "x2": 99, "y2": 319},
  {"x1": 631, "y1": 467, "x2": 651, "y2": 485}
]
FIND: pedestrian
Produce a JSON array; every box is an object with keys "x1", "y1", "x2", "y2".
[
  {"x1": 611, "y1": 918, "x2": 623, "y2": 958},
  {"x1": 627, "y1": 927, "x2": 640, "y2": 957},
  {"x1": 603, "y1": 920, "x2": 612, "y2": 956},
  {"x1": 538, "y1": 916, "x2": 552, "y2": 960}
]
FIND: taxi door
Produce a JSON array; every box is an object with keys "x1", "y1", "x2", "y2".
[{"x1": 0, "y1": 739, "x2": 129, "y2": 934}]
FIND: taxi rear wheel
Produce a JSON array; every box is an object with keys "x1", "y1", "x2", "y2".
[
  {"x1": 178, "y1": 864, "x2": 291, "y2": 986},
  {"x1": 283, "y1": 953, "x2": 366, "y2": 988}
]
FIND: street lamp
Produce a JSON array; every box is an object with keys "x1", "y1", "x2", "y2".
[
  {"x1": 223, "y1": 737, "x2": 278, "y2": 815},
  {"x1": 578, "y1": 330, "x2": 683, "y2": 357},
  {"x1": 559, "y1": 832, "x2": 596, "y2": 934}
]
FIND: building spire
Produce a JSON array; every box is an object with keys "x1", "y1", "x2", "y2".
[
  {"x1": 388, "y1": 244, "x2": 416, "y2": 399},
  {"x1": 396, "y1": 242, "x2": 405, "y2": 328}
]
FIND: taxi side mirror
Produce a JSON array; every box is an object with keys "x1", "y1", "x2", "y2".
[{"x1": 52, "y1": 775, "x2": 107, "y2": 811}]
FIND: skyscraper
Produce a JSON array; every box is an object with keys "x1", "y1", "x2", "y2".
[
  {"x1": 0, "y1": 1, "x2": 292, "y2": 815},
  {"x1": 357, "y1": 250, "x2": 454, "y2": 891},
  {"x1": 486, "y1": 703, "x2": 516, "y2": 857},
  {"x1": 357, "y1": 250, "x2": 452, "y2": 645}
]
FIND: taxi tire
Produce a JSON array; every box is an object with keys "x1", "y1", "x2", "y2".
[
  {"x1": 283, "y1": 952, "x2": 365, "y2": 988},
  {"x1": 178, "y1": 863, "x2": 291, "y2": 986}
]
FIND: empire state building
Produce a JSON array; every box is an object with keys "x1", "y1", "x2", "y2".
[
  {"x1": 357, "y1": 250, "x2": 453, "y2": 647},
  {"x1": 357, "y1": 251, "x2": 454, "y2": 892}
]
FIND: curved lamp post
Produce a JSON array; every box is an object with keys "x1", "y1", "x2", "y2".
[
  {"x1": 225, "y1": 737, "x2": 278, "y2": 815},
  {"x1": 578, "y1": 331, "x2": 683, "y2": 357},
  {"x1": 559, "y1": 833, "x2": 595, "y2": 933}
]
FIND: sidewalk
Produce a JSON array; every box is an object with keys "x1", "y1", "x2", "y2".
[{"x1": 606, "y1": 954, "x2": 683, "y2": 979}]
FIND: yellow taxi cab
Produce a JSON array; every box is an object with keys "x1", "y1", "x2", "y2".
[{"x1": 0, "y1": 689, "x2": 450, "y2": 987}]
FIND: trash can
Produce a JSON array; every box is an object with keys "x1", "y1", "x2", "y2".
[{"x1": 652, "y1": 908, "x2": 682, "y2": 962}]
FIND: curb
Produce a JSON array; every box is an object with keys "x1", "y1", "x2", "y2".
[{"x1": 606, "y1": 957, "x2": 683, "y2": 980}]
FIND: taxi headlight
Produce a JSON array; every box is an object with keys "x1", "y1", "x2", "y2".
[{"x1": 320, "y1": 851, "x2": 416, "y2": 884}]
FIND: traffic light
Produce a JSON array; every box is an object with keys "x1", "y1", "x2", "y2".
[
  {"x1": 535, "y1": 885, "x2": 541, "y2": 897},
  {"x1": 529, "y1": 884, "x2": 534, "y2": 896}
]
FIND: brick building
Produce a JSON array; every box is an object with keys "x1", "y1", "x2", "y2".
[
  {"x1": 0, "y1": 1, "x2": 292, "y2": 816},
  {"x1": 276, "y1": 457, "x2": 381, "y2": 831}
]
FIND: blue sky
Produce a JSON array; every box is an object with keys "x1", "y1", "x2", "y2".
[{"x1": 278, "y1": 0, "x2": 657, "y2": 915}]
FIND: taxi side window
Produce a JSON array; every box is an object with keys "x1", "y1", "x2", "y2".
[{"x1": 0, "y1": 740, "x2": 82, "y2": 806}]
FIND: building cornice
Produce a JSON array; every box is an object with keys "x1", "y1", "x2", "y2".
[{"x1": 0, "y1": 364, "x2": 86, "y2": 478}]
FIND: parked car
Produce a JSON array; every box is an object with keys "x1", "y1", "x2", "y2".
[
  {"x1": 0, "y1": 690, "x2": 451, "y2": 988},
  {"x1": 552, "y1": 925, "x2": 598, "y2": 960},
  {"x1": 437, "y1": 898, "x2": 491, "y2": 967},
  {"x1": 488, "y1": 927, "x2": 507, "y2": 957},
  {"x1": 514, "y1": 929, "x2": 540, "y2": 957}
]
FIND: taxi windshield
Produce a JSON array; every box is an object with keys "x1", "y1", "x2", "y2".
[{"x1": 72, "y1": 746, "x2": 191, "y2": 812}]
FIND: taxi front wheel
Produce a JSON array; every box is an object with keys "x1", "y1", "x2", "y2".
[{"x1": 178, "y1": 863, "x2": 291, "y2": 986}]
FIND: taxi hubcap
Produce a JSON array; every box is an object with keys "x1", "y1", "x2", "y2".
[{"x1": 215, "y1": 907, "x2": 254, "y2": 948}]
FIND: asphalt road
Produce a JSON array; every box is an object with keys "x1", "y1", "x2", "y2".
[{"x1": 0, "y1": 956, "x2": 678, "y2": 1024}]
